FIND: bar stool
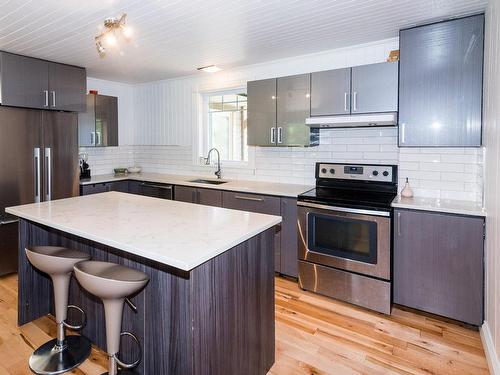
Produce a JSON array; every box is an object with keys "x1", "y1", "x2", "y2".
[
  {"x1": 25, "y1": 246, "x2": 91, "y2": 375},
  {"x1": 73, "y1": 261, "x2": 149, "y2": 375}
]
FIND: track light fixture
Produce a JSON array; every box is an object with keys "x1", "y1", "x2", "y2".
[{"x1": 95, "y1": 13, "x2": 133, "y2": 57}]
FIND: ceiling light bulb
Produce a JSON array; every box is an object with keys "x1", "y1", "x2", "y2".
[
  {"x1": 122, "y1": 26, "x2": 133, "y2": 39},
  {"x1": 197, "y1": 65, "x2": 222, "y2": 73},
  {"x1": 104, "y1": 32, "x2": 117, "y2": 47},
  {"x1": 96, "y1": 41, "x2": 106, "y2": 55}
]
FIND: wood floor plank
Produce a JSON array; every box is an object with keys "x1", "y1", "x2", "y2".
[{"x1": 0, "y1": 274, "x2": 490, "y2": 375}]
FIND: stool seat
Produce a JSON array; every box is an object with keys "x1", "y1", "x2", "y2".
[
  {"x1": 26, "y1": 246, "x2": 90, "y2": 275},
  {"x1": 74, "y1": 261, "x2": 149, "y2": 300},
  {"x1": 74, "y1": 261, "x2": 149, "y2": 375},
  {"x1": 24, "y1": 246, "x2": 91, "y2": 374}
]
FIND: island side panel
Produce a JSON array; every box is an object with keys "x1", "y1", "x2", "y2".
[
  {"x1": 18, "y1": 220, "x2": 276, "y2": 375},
  {"x1": 191, "y1": 228, "x2": 276, "y2": 375},
  {"x1": 142, "y1": 261, "x2": 192, "y2": 375},
  {"x1": 18, "y1": 219, "x2": 53, "y2": 325}
]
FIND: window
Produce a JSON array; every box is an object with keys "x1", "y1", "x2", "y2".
[{"x1": 204, "y1": 90, "x2": 248, "y2": 162}]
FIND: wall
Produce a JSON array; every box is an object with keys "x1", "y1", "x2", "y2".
[
  {"x1": 481, "y1": 0, "x2": 500, "y2": 372},
  {"x1": 80, "y1": 37, "x2": 484, "y2": 202}
]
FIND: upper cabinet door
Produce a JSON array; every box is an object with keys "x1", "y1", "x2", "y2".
[
  {"x1": 95, "y1": 95, "x2": 118, "y2": 146},
  {"x1": 78, "y1": 95, "x2": 96, "y2": 147},
  {"x1": 247, "y1": 78, "x2": 277, "y2": 146},
  {"x1": 276, "y1": 74, "x2": 312, "y2": 146},
  {"x1": 0, "y1": 52, "x2": 49, "y2": 109},
  {"x1": 399, "y1": 15, "x2": 484, "y2": 147},
  {"x1": 310, "y1": 68, "x2": 351, "y2": 116},
  {"x1": 48, "y1": 62, "x2": 87, "y2": 112},
  {"x1": 351, "y1": 61, "x2": 399, "y2": 114}
]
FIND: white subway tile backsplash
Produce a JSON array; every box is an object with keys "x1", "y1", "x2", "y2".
[{"x1": 81, "y1": 126, "x2": 484, "y2": 203}]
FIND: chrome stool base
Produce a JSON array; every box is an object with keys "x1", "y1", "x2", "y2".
[{"x1": 29, "y1": 335, "x2": 91, "y2": 375}]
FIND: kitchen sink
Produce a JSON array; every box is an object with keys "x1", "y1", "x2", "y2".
[{"x1": 189, "y1": 179, "x2": 228, "y2": 185}]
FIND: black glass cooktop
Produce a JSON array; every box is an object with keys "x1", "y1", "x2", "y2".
[{"x1": 298, "y1": 187, "x2": 397, "y2": 211}]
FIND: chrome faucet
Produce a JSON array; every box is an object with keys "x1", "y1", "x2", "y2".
[{"x1": 205, "y1": 148, "x2": 222, "y2": 179}]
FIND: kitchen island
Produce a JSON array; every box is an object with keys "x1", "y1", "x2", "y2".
[{"x1": 6, "y1": 192, "x2": 281, "y2": 375}]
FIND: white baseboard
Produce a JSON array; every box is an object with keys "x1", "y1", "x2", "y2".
[{"x1": 481, "y1": 323, "x2": 500, "y2": 375}]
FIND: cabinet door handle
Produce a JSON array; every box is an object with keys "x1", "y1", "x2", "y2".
[
  {"x1": 277, "y1": 127, "x2": 283, "y2": 144},
  {"x1": 344, "y1": 92, "x2": 348, "y2": 111},
  {"x1": 139, "y1": 182, "x2": 173, "y2": 190},
  {"x1": 34, "y1": 148, "x2": 41, "y2": 203},
  {"x1": 45, "y1": 147, "x2": 51, "y2": 201},
  {"x1": 96, "y1": 131, "x2": 101, "y2": 146},
  {"x1": 400, "y1": 123, "x2": 405, "y2": 144},
  {"x1": 90, "y1": 132, "x2": 95, "y2": 145},
  {"x1": 353, "y1": 91, "x2": 357, "y2": 111},
  {"x1": 51, "y1": 91, "x2": 56, "y2": 107},
  {"x1": 397, "y1": 212, "x2": 402, "y2": 236},
  {"x1": 44, "y1": 90, "x2": 49, "y2": 107},
  {"x1": 234, "y1": 195, "x2": 264, "y2": 202},
  {"x1": 270, "y1": 127, "x2": 276, "y2": 144}
]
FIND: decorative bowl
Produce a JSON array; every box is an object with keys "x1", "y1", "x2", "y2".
[
  {"x1": 128, "y1": 166, "x2": 142, "y2": 173},
  {"x1": 113, "y1": 168, "x2": 128, "y2": 175}
]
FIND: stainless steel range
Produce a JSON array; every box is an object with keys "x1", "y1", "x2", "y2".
[{"x1": 297, "y1": 162, "x2": 397, "y2": 314}]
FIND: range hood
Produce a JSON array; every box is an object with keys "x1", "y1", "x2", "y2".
[{"x1": 305, "y1": 112, "x2": 397, "y2": 128}]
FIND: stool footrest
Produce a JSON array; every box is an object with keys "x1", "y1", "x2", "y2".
[
  {"x1": 63, "y1": 304, "x2": 87, "y2": 331},
  {"x1": 114, "y1": 332, "x2": 142, "y2": 369}
]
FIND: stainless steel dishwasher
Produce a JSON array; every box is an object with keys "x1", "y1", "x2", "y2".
[{"x1": 138, "y1": 182, "x2": 173, "y2": 200}]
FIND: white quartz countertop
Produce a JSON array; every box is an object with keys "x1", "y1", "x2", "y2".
[
  {"x1": 6, "y1": 192, "x2": 282, "y2": 271},
  {"x1": 391, "y1": 196, "x2": 486, "y2": 217},
  {"x1": 80, "y1": 172, "x2": 312, "y2": 198}
]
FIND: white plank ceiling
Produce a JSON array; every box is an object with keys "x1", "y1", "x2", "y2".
[{"x1": 0, "y1": 0, "x2": 486, "y2": 83}]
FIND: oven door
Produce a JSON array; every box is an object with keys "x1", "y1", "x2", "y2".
[{"x1": 298, "y1": 202, "x2": 391, "y2": 280}]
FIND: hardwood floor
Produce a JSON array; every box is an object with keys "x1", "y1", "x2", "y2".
[{"x1": 0, "y1": 273, "x2": 489, "y2": 375}]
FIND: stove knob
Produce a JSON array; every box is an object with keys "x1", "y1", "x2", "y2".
[
  {"x1": 372, "y1": 170, "x2": 379, "y2": 176},
  {"x1": 329, "y1": 168, "x2": 335, "y2": 174},
  {"x1": 321, "y1": 168, "x2": 327, "y2": 174},
  {"x1": 383, "y1": 171, "x2": 389, "y2": 177}
]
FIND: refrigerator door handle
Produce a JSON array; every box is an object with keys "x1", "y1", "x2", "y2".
[
  {"x1": 45, "y1": 147, "x2": 52, "y2": 201},
  {"x1": 34, "y1": 148, "x2": 41, "y2": 203}
]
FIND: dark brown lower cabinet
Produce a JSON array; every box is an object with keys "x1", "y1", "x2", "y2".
[
  {"x1": 280, "y1": 198, "x2": 298, "y2": 277},
  {"x1": 81, "y1": 182, "x2": 300, "y2": 277},
  {"x1": 221, "y1": 191, "x2": 299, "y2": 277},
  {"x1": 222, "y1": 191, "x2": 282, "y2": 273},
  {"x1": 174, "y1": 185, "x2": 222, "y2": 207},
  {"x1": 393, "y1": 208, "x2": 484, "y2": 326},
  {"x1": 80, "y1": 180, "x2": 128, "y2": 195}
]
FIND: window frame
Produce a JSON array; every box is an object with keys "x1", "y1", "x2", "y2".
[{"x1": 198, "y1": 87, "x2": 254, "y2": 169}]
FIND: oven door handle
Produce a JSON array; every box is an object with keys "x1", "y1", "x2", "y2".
[{"x1": 297, "y1": 201, "x2": 391, "y2": 217}]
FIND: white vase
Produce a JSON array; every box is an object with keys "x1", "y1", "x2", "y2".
[{"x1": 401, "y1": 178, "x2": 414, "y2": 198}]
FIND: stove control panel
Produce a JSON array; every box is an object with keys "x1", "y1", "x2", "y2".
[{"x1": 317, "y1": 163, "x2": 395, "y2": 183}]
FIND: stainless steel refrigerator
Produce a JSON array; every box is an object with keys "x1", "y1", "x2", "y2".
[{"x1": 0, "y1": 106, "x2": 79, "y2": 275}]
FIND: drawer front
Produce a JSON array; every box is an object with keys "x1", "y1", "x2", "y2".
[
  {"x1": 175, "y1": 185, "x2": 196, "y2": 203},
  {"x1": 80, "y1": 183, "x2": 109, "y2": 195},
  {"x1": 108, "y1": 181, "x2": 129, "y2": 193},
  {"x1": 222, "y1": 191, "x2": 280, "y2": 215},
  {"x1": 197, "y1": 188, "x2": 222, "y2": 207}
]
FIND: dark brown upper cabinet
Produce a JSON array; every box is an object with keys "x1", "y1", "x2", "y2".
[
  {"x1": 0, "y1": 51, "x2": 86, "y2": 112},
  {"x1": 247, "y1": 75, "x2": 319, "y2": 147},
  {"x1": 78, "y1": 94, "x2": 118, "y2": 147},
  {"x1": 48, "y1": 62, "x2": 86, "y2": 112},
  {"x1": 310, "y1": 62, "x2": 398, "y2": 117},
  {"x1": 399, "y1": 14, "x2": 484, "y2": 147}
]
